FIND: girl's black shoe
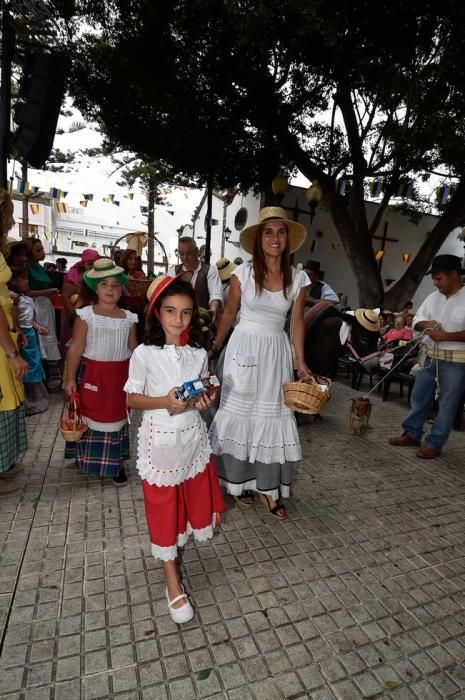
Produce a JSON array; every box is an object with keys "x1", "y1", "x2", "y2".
[{"x1": 113, "y1": 468, "x2": 128, "y2": 486}]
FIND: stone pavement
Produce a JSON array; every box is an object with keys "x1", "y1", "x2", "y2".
[{"x1": 2, "y1": 378, "x2": 465, "y2": 700}]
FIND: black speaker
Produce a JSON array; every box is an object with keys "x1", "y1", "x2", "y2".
[{"x1": 12, "y1": 50, "x2": 68, "y2": 168}]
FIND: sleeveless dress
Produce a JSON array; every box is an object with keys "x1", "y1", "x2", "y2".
[
  {"x1": 64, "y1": 306, "x2": 138, "y2": 477},
  {"x1": 208, "y1": 262, "x2": 308, "y2": 500}
]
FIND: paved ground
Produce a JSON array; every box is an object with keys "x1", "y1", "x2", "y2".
[{"x1": 2, "y1": 376, "x2": 465, "y2": 700}]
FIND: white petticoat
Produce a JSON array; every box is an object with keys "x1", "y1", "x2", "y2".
[{"x1": 209, "y1": 320, "x2": 302, "y2": 465}]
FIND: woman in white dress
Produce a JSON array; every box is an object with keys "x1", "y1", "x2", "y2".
[{"x1": 208, "y1": 207, "x2": 311, "y2": 519}]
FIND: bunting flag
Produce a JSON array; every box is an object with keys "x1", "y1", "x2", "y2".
[
  {"x1": 396, "y1": 181, "x2": 413, "y2": 198},
  {"x1": 375, "y1": 249, "x2": 385, "y2": 262},
  {"x1": 436, "y1": 185, "x2": 450, "y2": 205},
  {"x1": 310, "y1": 240, "x2": 319, "y2": 253},
  {"x1": 31, "y1": 186, "x2": 40, "y2": 195},
  {"x1": 402, "y1": 253, "x2": 412, "y2": 264},
  {"x1": 108, "y1": 194, "x2": 114, "y2": 202},
  {"x1": 114, "y1": 201, "x2": 120, "y2": 207},
  {"x1": 17, "y1": 180, "x2": 30, "y2": 195},
  {"x1": 167, "y1": 211, "x2": 175, "y2": 216},
  {"x1": 370, "y1": 180, "x2": 383, "y2": 197},
  {"x1": 30, "y1": 204, "x2": 40, "y2": 215},
  {"x1": 102, "y1": 196, "x2": 111, "y2": 203},
  {"x1": 336, "y1": 178, "x2": 347, "y2": 196},
  {"x1": 80, "y1": 200, "x2": 88, "y2": 207},
  {"x1": 56, "y1": 202, "x2": 68, "y2": 214},
  {"x1": 125, "y1": 193, "x2": 134, "y2": 200},
  {"x1": 62, "y1": 191, "x2": 68, "y2": 199},
  {"x1": 83, "y1": 194, "x2": 94, "y2": 201},
  {"x1": 50, "y1": 187, "x2": 62, "y2": 199},
  {"x1": 140, "y1": 206, "x2": 148, "y2": 215}
]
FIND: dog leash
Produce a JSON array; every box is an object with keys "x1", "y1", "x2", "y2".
[{"x1": 362, "y1": 332, "x2": 428, "y2": 399}]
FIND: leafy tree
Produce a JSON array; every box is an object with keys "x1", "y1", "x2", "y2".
[{"x1": 62, "y1": 0, "x2": 465, "y2": 305}]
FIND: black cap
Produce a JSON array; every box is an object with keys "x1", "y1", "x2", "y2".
[
  {"x1": 426, "y1": 254, "x2": 464, "y2": 275},
  {"x1": 304, "y1": 260, "x2": 320, "y2": 272}
]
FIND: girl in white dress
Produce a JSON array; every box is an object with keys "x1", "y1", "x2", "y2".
[
  {"x1": 125, "y1": 275, "x2": 225, "y2": 624},
  {"x1": 209, "y1": 207, "x2": 311, "y2": 519}
]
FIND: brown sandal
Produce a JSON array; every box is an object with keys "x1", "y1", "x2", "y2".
[
  {"x1": 233, "y1": 490, "x2": 255, "y2": 508},
  {"x1": 258, "y1": 494, "x2": 286, "y2": 520}
]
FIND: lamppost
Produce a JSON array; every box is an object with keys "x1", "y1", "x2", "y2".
[
  {"x1": 305, "y1": 181, "x2": 323, "y2": 223},
  {"x1": 272, "y1": 171, "x2": 289, "y2": 205}
]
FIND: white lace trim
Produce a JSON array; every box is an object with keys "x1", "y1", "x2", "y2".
[
  {"x1": 136, "y1": 418, "x2": 211, "y2": 486},
  {"x1": 219, "y1": 478, "x2": 290, "y2": 502},
  {"x1": 138, "y1": 457, "x2": 210, "y2": 487},
  {"x1": 150, "y1": 515, "x2": 218, "y2": 561},
  {"x1": 209, "y1": 414, "x2": 302, "y2": 464}
]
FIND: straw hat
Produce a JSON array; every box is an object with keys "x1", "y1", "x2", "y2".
[
  {"x1": 83, "y1": 257, "x2": 127, "y2": 291},
  {"x1": 146, "y1": 272, "x2": 192, "y2": 318},
  {"x1": 354, "y1": 308, "x2": 381, "y2": 333},
  {"x1": 239, "y1": 206, "x2": 307, "y2": 255},
  {"x1": 216, "y1": 257, "x2": 236, "y2": 282}
]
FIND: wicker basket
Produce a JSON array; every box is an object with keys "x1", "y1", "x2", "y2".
[
  {"x1": 59, "y1": 394, "x2": 88, "y2": 442},
  {"x1": 126, "y1": 279, "x2": 151, "y2": 297},
  {"x1": 282, "y1": 376, "x2": 332, "y2": 414}
]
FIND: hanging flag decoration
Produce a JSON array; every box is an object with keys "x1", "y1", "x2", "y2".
[
  {"x1": 140, "y1": 205, "x2": 148, "y2": 215},
  {"x1": 370, "y1": 180, "x2": 383, "y2": 197},
  {"x1": 56, "y1": 202, "x2": 68, "y2": 214},
  {"x1": 31, "y1": 186, "x2": 40, "y2": 195},
  {"x1": 30, "y1": 204, "x2": 40, "y2": 215},
  {"x1": 80, "y1": 200, "x2": 88, "y2": 207},
  {"x1": 62, "y1": 191, "x2": 68, "y2": 199},
  {"x1": 375, "y1": 249, "x2": 385, "y2": 262},
  {"x1": 83, "y1": 194, "x2": 94, "y2": 201},
  {"x1": 102, "y1": 196, "x2": 111, "y2": 203},
  {"x1": 114, "y1": 200, "x2": 120, "y2": 207},
  {"x1": 17, "y1": 180, "x2": 30, "y2": 195},
  {"x1": 50, "y1": 187, "x2": 62, "y2": 199},
  {"x1": 167, "y1": 211, "x2": 175, "y2": 216},
  {"x1": 396, "y1": 180, "x2": 413, "y2": 198},
  {"x1": 125, "y1": 192, "x2": 134, "y2": 200},
  {"x1": 108, "y1": 194, "x2": 115, "y2": 202},
  {"x1": 336, "y1": 178, "x2": 347, "y2": 196},
  {"x1": 402, "y1": 253, "x2": 412, "y2": 264},
  {"x1": 436, "y1": 185, "x2": 450, "y2": 206}
]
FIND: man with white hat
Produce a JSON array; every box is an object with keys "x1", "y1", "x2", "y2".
[{"x1": 389, "y1": 254, "x2": 465, "y2": 459}]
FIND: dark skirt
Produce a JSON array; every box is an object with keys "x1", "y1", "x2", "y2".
[
  {"x1": 65, "y1": 423, "x2": 130, "y2": 477},
  {"x1": 0, "y1": 406, "x2": 27, "y2": 472},
  {"x1": 24, "y1": 382, "x2": 49, "y2": 416}
]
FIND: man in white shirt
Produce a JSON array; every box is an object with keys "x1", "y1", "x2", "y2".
[
  {"x1": 303, "y1": 260, "x2": 339, "y2": 306},
  {"x1": 169, "y1": 237, "x2": 223, "y2": 323},
  {"x1": 389, "y1": 254, "x2": 465, "y2": 459}
]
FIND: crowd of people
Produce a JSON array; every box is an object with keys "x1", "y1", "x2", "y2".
[{"x1": 3, "y1": 185, "x2": 465, "y2": 623}]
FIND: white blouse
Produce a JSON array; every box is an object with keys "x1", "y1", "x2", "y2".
[
  {"x1": 77, "y1": 306, "x2": 138, "y2": 361},
  {"x1": 124, "y1": 344, "x2": 212, "y2": 487},
  {"x1": 17, "y1": 295, "x2": 36, "y2": 328}
]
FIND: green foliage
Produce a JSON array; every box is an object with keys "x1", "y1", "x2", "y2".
[{"x1": 57, "y1": 0, "x2": 465, "y2": 302}]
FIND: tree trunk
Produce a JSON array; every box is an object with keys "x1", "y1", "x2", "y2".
[{"x1": 147, "y1": 178, "x2": 155, "y2": 275}]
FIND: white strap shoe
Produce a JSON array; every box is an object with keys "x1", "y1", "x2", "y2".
[{"x1": 165, "y1": 586, "x2": 194, "y2": 624}]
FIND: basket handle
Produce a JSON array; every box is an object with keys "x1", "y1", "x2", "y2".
[{"x1": 62, "y1": 392, "x2": 83, "y2": 425}]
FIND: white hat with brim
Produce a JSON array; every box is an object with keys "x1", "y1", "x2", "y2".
[
  {"x1": 83, "y1": 257, "x2": 127, "y2": 291},
  {"x1": 355, "y1": 308, "x2": 381, "y2": 333},
  {"x1": 239, "y1": 206, "x2": 307, "y2": 255},
  {"x1": 216, "y1": 258, "x2": 237, "y2": 281}
]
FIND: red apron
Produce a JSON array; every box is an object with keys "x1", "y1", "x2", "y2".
[{"x1": 79, "y1": 358, "x2": 129, "y2": 423}]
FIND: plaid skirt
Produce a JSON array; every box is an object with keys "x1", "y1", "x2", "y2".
[
  {"x1": 0, "y1": 406, "x2": 27, "y2": 472},
  {"x1": 64, "y1": 423, "x2": 129, "y2": 477}
]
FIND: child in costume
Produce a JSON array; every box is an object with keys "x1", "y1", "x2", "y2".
[
  {"x1": 125, "y1": 275, "x2": 225, "y2": 624},
  {"x1": 64, "y1": 258, "x2": 138, "y2": 485},
  {"x1": 8, "y1": 267, "x2": 49, "y2": 416}
]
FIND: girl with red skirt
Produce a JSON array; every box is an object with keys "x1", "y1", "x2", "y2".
[
  {"x1": 64, "y1": 258, "x2": 138, "y2": 485},
  {"x1": 125, "y1": 275, "x2": 225, "y2": 624}
]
